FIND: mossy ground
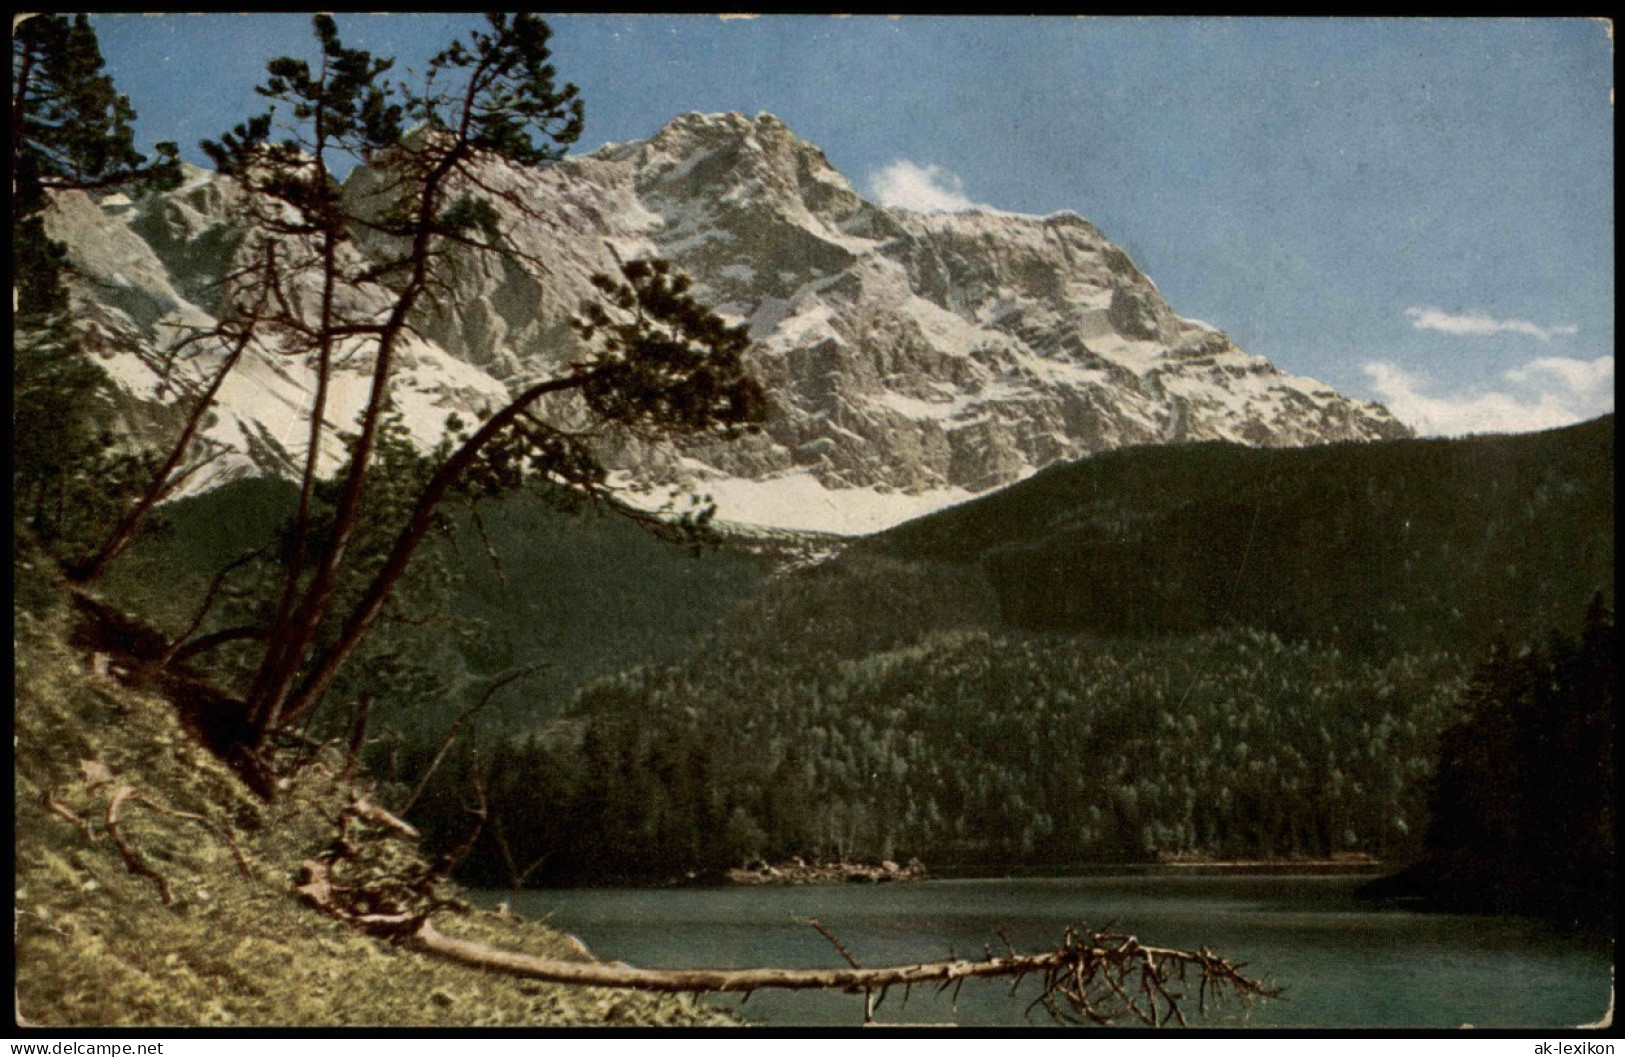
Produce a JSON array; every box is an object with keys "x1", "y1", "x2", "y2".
[{"x1": 12, "y1": 572, "x2": 737, "y2": 1028}]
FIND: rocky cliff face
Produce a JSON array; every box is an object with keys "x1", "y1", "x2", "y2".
[
  {"x1": 43, "y1": 169, "x2": 513, "y2": 486},
  {"x1": 42, "y1": 111, "x2": 1410, "y2": 534}
]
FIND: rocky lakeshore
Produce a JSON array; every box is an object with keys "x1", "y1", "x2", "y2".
[
  {"x1": 727, "y1": 858, "x2": 929, "y2": 886},
  {"x1": 1154, "y1": 850, "x2": 1384, "y2": 873}
]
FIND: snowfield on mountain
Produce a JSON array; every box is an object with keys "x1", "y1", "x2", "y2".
[{"x1": 46, "y1": 110, "x2": 1409, "y2": 535}]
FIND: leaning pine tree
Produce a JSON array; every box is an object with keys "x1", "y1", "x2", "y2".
[{"x1": 141, "y1": 14, "x2": 766, "y2": 761}]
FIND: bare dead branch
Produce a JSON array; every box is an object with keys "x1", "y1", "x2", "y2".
[
  {"x1": 490, "y1": 812, "x2": 552, "y2": 893},
  {"x1": 155, "y1": 547, "x2": 272, "y2": 670},
  {"x1": 104, "y1": 786, "x2": 173, "y2": 905},
  {"x1": 467, "y1": 503, "x2": 507, "y2": 586},
  {"x1": 435, "y1": 749, "x2": 488, "y2": 876},
  {"x1": 394, "y1": 662, "x2": 548, "y2": 817},
  {"x1": 339, "y1": 693, "x2": 375, "y2": 783},
  {"x1": 798, "y1": 917, "x2": 862, "y2": 969},
  {"x1": 41, "y1": 792, "x2": 98, "y2": 842},
  {"x1": 69, "y1": 243, "x2": 277, "y2": 584},
  {"x1": 128, "y1": 794, "x2": 255, "y2": 881}
]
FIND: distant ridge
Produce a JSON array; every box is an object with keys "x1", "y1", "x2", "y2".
[{"x1": 856, "y1": 414, "x2": 1613, "y2": 658}]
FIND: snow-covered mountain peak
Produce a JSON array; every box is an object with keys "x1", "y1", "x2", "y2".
[
  {"x1": 42, "y1": 110, "x2": 1411, "y2": 535},
  {"x1": 641, "y1": 110, "x2": 800, "y2": 156}
]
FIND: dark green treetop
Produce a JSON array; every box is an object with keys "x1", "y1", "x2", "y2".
[
  {"x1": 11, "y1": 13, "x2": 178, "y2": 550},
  {"x1": 12, "y1": 13, "x2": 181, "y2": 217}
]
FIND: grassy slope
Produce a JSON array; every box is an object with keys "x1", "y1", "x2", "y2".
[{"x1": 12, "y1": 568, "x2": 734, "y2": 1028}]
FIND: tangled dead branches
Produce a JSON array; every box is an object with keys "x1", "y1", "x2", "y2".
[
  {"x1": 293, "y1": 791, "x2": 465, "y2": 931},
  {"x1": 45, "y1": 755, "x2": 1275, "y2": 1026},
  {"x1": 1025, "y1": 926, "x2": 1277, "y2": 1026},
  {"x1": 42, "y1": 763, "x2": 254, "y2": 907}
]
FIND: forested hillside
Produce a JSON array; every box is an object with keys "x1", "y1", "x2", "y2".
[
  {"x1": 414, "y1": 417, "x2": 1612, "y2": 886},
  {"x1": 870, "y1": 414, "x2": 1614, "y2": 658},
  {"x1": 431, "y1": 628, "x2": 1466, "y2": 885},
  {"x1": 108, "y1": 417, "x2": 1613, "y2": 891},
  {"x1": 1364, "y1": 598, "x2": 1615, "y2": 924}
]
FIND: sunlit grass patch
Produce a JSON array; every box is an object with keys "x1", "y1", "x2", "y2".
[{"x1": 13, "y1": 585, "x2": 737, "y2": 1028}]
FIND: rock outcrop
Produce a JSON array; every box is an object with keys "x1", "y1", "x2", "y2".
[{"x1": 43, "y1": 112, "x2": 1411, "y2": 534}]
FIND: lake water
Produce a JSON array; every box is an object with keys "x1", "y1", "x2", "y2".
[{"x1": 483, "y1": 875, "x2": 1613, "y2": 1029}]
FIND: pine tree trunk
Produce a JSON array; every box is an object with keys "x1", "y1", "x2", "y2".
[
  {"x1": 247, "y1": 146, "x2": 465, "y2": 745},
  {"x1": 71, "y1": 313, "x2": 257, "y2": 585},
  {"x1": 275, "y1": 371, "x2": 589, "y2": 733}
]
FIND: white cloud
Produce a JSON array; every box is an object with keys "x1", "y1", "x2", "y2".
[
  {"x1": 1405, "y1": 307, "x2": 1579, "y2": 342},
  {"x1": 1362, "y1": 354, "x2": 1614, "y2": 437},
  {"x1": 867, "y1": 160, "x2": 989, "y2": 214},
  {"x1": 1504, "y1": 355, "x2": 1615, "y2": 396}
]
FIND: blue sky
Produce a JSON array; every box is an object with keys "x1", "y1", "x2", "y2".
[{"x1": 89, "y1": 14, "x2": 1614, "y2": 435}]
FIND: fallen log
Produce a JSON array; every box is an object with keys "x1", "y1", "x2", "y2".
[
  {"x1": 404, "y1": 917, "x2": 1277, "y2": 1026},
  {"x1": 286, "y1": 771, "x2": 1274, "y2": 1026},
  {"x1": 413, "y1": 918, "x2": 1053, "y2": 992}
]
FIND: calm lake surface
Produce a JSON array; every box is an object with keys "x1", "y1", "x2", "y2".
[{"x1": 483, "y1": 875, "x2": 1613, "y2": 1029}]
